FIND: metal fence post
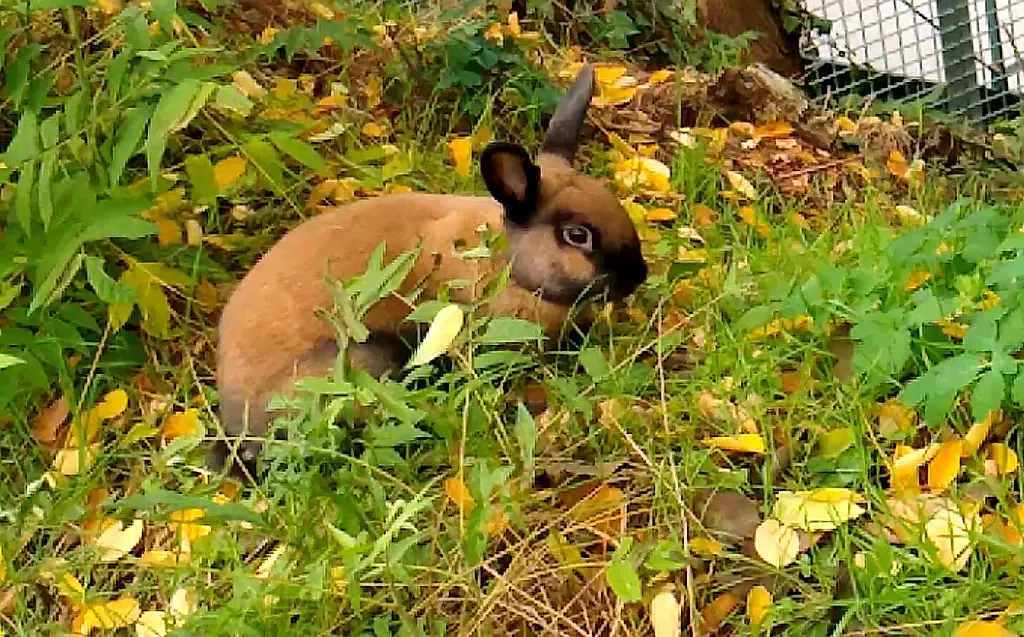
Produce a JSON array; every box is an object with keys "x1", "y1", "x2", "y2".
[{"x1": 933, "y1": 0, "x2": 982, "y2": 119}]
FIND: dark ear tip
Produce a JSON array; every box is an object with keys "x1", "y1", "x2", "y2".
[{"x1": 480, "y1": 141, "x2": 530, "y2": 165}]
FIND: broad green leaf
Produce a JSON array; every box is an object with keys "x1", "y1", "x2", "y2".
[
  {"x1": 1012, "y1": 373, "x2": 1024, "y2": 408},
  {"x1": 971, "y1": 369, "x2": 1005, "y2": 422},
  {"x1": 899, "y1": 354, "x2": 984, "y2": 424},
  {"x1": 0, "y1": 282, "x2": 22, "y2": 313},
  {"x1": 513, "y1": 403, "x2": 536, "y2": 476},
  {"x1": 5, "y1": 111, "x2": 39, "y2": 166},
  {"x1": 39, "y1": 113, "x2": 61, "y2": 149},
  {"x1": 242, "y1": 138, "x2": 285, "y2": 192},
  {"x1": 45, "y1": 252, "x2": 85, "y2": 308},
  {"x1": 85, "y1": 256, "x2": 137, "y2": 305},
  {"x1": 6, "y1": 43, "x2": 43, "y2": 108},
  {"x1": 213, "y1": 85, "x2": 253, "y2": 116},
  {"x1": 643, "y1": 539, "x2": 688, "y2": 572},
  {"x1": 14, "y1": 160, "x2": 36, "y2": 235},
  {"x1": 37, "y1": 150, "x2": 57, "y2": 229},
  {"x1": 64, "y1": 89, "x2": 86, "y2": 135},
  {"x1": 607, "y1": 538, "x2": 642, "y2": 602},
  {"x1": 964, "y1": 312, "x2": 998, "y2": 353},
  {"x1": 478, "y1": 317, "x2": 545, "y2": 345},
  {"x1": 370, "y1": 421, "x2": 429, "y2": 448},
  {"x1": 104, "y1": 50, "x2": 132, "y2": 102},
  {"x1": 0, "y1": 353, "x2": 25, "y2": 370},
  {"x1": 353, "y1": 245, "x2": 421, "y2": 313},
  {"x1": 185, "y1": 154, "x2": 218, "y2": 204},
  {"x1": 472, "y1": 351, "x2": 531, "y2": 370},
  {"x1": 269, "y1": 132, "x2": 328, "y2": 173},
  {"x1": 578, "y1": 347, "x2": 610, "y2": 380},
  {"x1": 145, "y1": 80, "x2": 204, "y2": 188},
  {"x1": 151, "y1": 0, "x2": 178, "y2": 33},
  {"x1": 110, "y1": 103, "x2": 153, "y2": 187}
]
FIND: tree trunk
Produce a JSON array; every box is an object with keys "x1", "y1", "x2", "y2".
[{"x1": 699, "y1": 0, "x2": 805, "y2": 77}]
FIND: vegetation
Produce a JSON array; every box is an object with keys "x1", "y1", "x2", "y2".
[{"x1": 1, "y1": 0, "x2": 1023, "y2": 635}]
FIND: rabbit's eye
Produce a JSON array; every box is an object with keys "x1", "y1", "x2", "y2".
[{"x1": 561, "y1": 224, "x2": 593, "y2": 250}]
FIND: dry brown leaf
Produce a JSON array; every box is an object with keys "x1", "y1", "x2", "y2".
[
  {"x1": 33, "y1": 395, "x2": 69, "y2": 445},
  {"x1": 699, "y1": 591, "x2": 740, "y2": 634}
]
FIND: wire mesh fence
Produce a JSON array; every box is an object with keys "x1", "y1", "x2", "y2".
[{"x1": 796, "y1": 0, "x2": 1024, "y2": 127}]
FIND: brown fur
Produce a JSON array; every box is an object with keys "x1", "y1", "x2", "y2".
[{"x1": 209, "y1": 64, "x2": 648, "y2": 477}]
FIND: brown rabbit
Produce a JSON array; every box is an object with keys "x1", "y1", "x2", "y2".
[{"x1": 209, "y1": 64, "x2": 648, "y2": 477}]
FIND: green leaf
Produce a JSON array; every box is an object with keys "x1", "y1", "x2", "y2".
[
  {"x1": 213, "y1": 85, "x2": 253, "y2": 117},
  {"x1": 370, "y1": 421, "x2": 429, "y2": 448},
  {"x1": 151, "y1": 0, "x2": 178, "y2": 33},
  {"x1": 85, "y1": 256, "x2": 137, "y2": 305},
  {"x1": 5, "y1": 111, "x2": 39, "y2": 166},
  {"x1": 964, "y1": 312, "x2": 998, "y2": 353},
  {"x1": 14, "y1": 160, "x2": 36, "y2": 235},
  {"x1": 478, "y1": 317, "x2": 545, "y2": 345},
  {"x1": 606, "y1": 537, "x2": 642, "y2": 602},
  {"x1": 242, "y1": 138, "x2": 286, "y2": 192},
  {"x1": 37, "y1": 150, "x2": 57, "y2": 230},
  {"x1": 110, "y1": 103, "x2": 153, "y2": 187},
  {"x1": 643, "y1": 539, "x2": 688, "y2": 572},
  {"x1": 185, "y1": 154, "x2": 218, "y2": 204},
  {"x1": 145, "y1": 80, "x2": 205, "y2": 188},
  {"x1": 1011, "y1": 373, "x2": 1024, "y2": 408},
  {"x1": 972, "y1": 369, "x2": 1004, "y2": 422},
  {"x1": 64, "y1": 89, "x2": 86, "y2": 135},
  {"x1": 353, "y1": 244, "x2": 421, "y2": 314},
  {"x1": 269, "y1": 132, "x2": 328, "y2": 174},
  {"x1": 0, "y1": 353, "x2": 25, "y2": 371},
  {"x1": 472, "y1": 351, "x2": 531, "y2": 370},
  {"x1": 107, "y1": 488, "x2": 263, "y2": 526},
  {"x1": 39, "y1": 113, "x2": 61, "y2": 149},
  {"x1": 120, "y1": 265, "x2": 172, "y2": 338},
  {"x1": 578, "y1": 347, "x2": 610, "y2": 380},
  {"x1": 899, "y1": 354, "x2": 984, "y2": 424},
  {"x1": 6, "y1": 43, "x2": 43, "y2": 108},
  {"x1": 513, "y1": 403, "x2": 536, "y2": 476}
]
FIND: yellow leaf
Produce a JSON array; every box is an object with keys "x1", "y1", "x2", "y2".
[
  {"x1": 988, "y1": 443, "x2": 1019, "y2": 474},
  {"x1": 592, "y1": 83, "x2": 638, "y2": 107},
  {"x1": 689, "y1": 537, "x2": 723, "y2": 556},
  {"x1": 746, "y1": 585, "x2": 772, "y2": 627},
  {"x1": 895, "y1": 204, "x2": 924, "y2": 226},
  {"x1": 138, "y1": 549, "x2": 190, "y2": 567},
  {"x1": 506, "y1": 11, "x2": 521, "y2": 38},
  {"x1": 836, "y1": 116, "x2": 857, "y2": 135},
  {"x1": 447, "y1": 137, "x2": 473, "y2": 179},
  {"x1": 168, "y1": 588, "x2": 197, "y2": 626},
  {"x1": 594, "y1": 65, "x2": 628, "y2": 86},
  {"x1": 162, "y1": 409, "x2": 200, "y2": 442},
  {"x1": 94, "y1": 518, "x2": 144, "y2": 562},
  {"x1": 53, "y1": 444, "x2": 98, "y2": 476},
  {"x1": 876, "y1": 399, "x2": 917, "y2": 438},
  {"x1": 700, "y1": 433, "x2": 766, "y2": 454},
  {"x1": 613, "y1": 156, "x2": 671, "y2": 193},
  {"x1": 753, "y1": 121, "x2": 793, "y2": 139},
  {"x1": 74, "y1": 597, "x2": 141, "y2": 635},
  {"x1": 95, "y1": 389, "x2": 129, "y2": 420},
  {"x1": 214, "y1": 156, "x2": 248, "y2": 188},
  {"x1": 924, "y1": 506, "x2": 976, "y2": 571},
  {"x1": 927, "y1": 440, "x2": 963, "y2": 491},
  {"x1": 725, "y1": 171, "x2": 757, "y2": 199},
  {"x1": 904, "y1": 270, "x2": 932, "y2": 292},
  {"x1": 646, "y1": 207, "x2": 677, "y2": 222},
  {"x1": 649, "y1": 589, "x2": 681, "y2": 637},
  {"x1": 185, "y1": 219, "x2": 202, "y2": 246},
  {"x1": 135, "y1": 610, "x2": 167, "y2": 637},
  {"x1": 444, "y1": 476, "x2": 475, "y2": 512},
  {"x1": 231, "y1": 71, "x2": 265, "y2": 98},
  {"x1": 963, "y1": 412, "x2": 996, "y2": 456},
  {"x1": 406, "y1": 304, "x2": 464, "y2": 367},
  {"x1": 955, "y1": 620, "x2": 1014, "y2": 637},
  {"x1": 692, "y1": 203, "x2": 716, "y2": 227},
  {"x1": 730, "y1": 122, "x2": 756, "y2": 137},
  {"x1": 361, "y1": 122, "x2": 387, "y2": 138},
  {"x1": 772, "y1": 489, "x2": 866, "y2": 532},
  {"x1": 473, "y1": 123, "x2": 493, "y2": 147},
  {"x1": 154, "y1": 218, "x2": 181, "y2": 247},
  {"x1": 647, "y1": 69, "x2": 674, "y2": 85},
  {"x1": 754, "y1": 519, "x2": 800, "y2": 567}
]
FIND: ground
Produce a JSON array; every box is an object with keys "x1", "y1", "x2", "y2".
[{"x1": 1, "y1": 1, "x2": 1024, "y2": 636}]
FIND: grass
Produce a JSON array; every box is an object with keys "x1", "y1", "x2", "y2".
[{"x1": 2, "y1": 1, "x2": 1024, "y2": 636}]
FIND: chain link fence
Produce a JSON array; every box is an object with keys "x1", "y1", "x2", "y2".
[{"x1": 796, "y1": 0, "x2": 1024, "y2": 126}]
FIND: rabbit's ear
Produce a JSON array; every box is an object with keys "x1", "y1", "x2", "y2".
[
  {"x1": 480, "y1": 141, "x2": 540, "y2": 226},
  {"x1": 539, "y1": 63, "x2": 596, "y2": 162}
]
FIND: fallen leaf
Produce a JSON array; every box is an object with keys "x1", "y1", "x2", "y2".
[
  {"x1": 699, "y1": 591, "x2": 740, "y2": 634},
  {"x1": 135, "y1": 610, "x2": 167, "y2": 637},
  {"x1": 94, "y1": 518, "x2": 144, "y2": 562},
  {"x1": 754, "y1": 519, "x2": 800, "y2": 567},
  {"x1": 955, "y1": 620, "x2": 1014, "y2": 637},
  {"x1": 406, "y1": 304, "x2": 464, "y2": 367},
  {"x1": 646, "y1": 207, "x2": 677, "y2": 222},
  {"x1": 34, "y1": 395, "x2": 69, "y2": 445},
  {"x1": 162, "y1": 409, "x2": 200, "y2": 442},
  {"x1": 444, "y1": 476, "x2": 475, "y2": 512},
  {"x1": 696, "y1": 489, "x2": 761, "y2": 542},
  {"x1": 167, "y1": 588, "x2": 197, "y2": 626},
  {"x1": 895, "y1": 204, "x2": 924, "y2": 226},
  {"x1": 231, "y1": 71, "x2": 265, "y2": 98},
  {"x1": 594, "y1": 65, "x2": 628, "y2": 86},
  {"x1": 648, "y1": 69, "x2": 674, "y2": 85},
  {"x1": 649, "y1": 589, "x2": 681, "y2": 637},
  {"x1": 927, "y1": 440, "x2": 963, "y2": 491},
  {"x1": 753, "y1": 121, "x2": 793, "y2": 139},
  {"x1": 361, "y1": 122, "x2": 387, "y2": 138},
  {"x1": 746, "y1": 585, "x2": 772, "y2": 627},
  {"x1": 876, "y1": 399, "x2": 917, "y2": 438},
  {"x1": 184, "y1": 219, "x2": 202, "y2": 246},
  {"x1": 725, "y1": 171, "x2": 757, "y2": 199},
  {"x1": 689, "y1": 536, "x2": 724, "y2": 556},
  {"x1": 448, "y1": 137, "x2": 473, "y2": 179},
  {"x1": 613, "y1": 156, "x2": 671, "y2": 193},
  {"x1": 700, "y1": 433, "x2": 765, "y2": 454},
  {"x1": 773, "y1": 489, "x2": 866, "y2": 532},
  {"x1": 988, "y1": 443, "x2": 1018, "y2": 475},
  {"x1": 213, "y1": 156, "x2": 248, "y2": 188},
  {"x1": 138, "y1": 550, "x2": 190, "y2": 567},
  {"x1": 963, "y1": 412, "x2": 996, "y2": 456},
  {"x1": 53, "y1": 444, "x2": 99, "y2": 476},
  {"x1": 73, "y1": 597, "x2": 141, "y2": 635},
  {"x1": 924, "y1": 504, "x2": 977, "y2": 571},
  {"x1": 692, "y1": 203, "x2": 716, "y2": 227},
  {"x1": 94, "y1": 389, "x2": 128, "y2": 420},
  {"x1": 817, "y1": 428, "x2": 855, "y2": 459}
]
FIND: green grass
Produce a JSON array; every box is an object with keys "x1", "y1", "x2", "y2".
[{"x1": 2, "y1": 1, "x2": 1024, "y2": 636}]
